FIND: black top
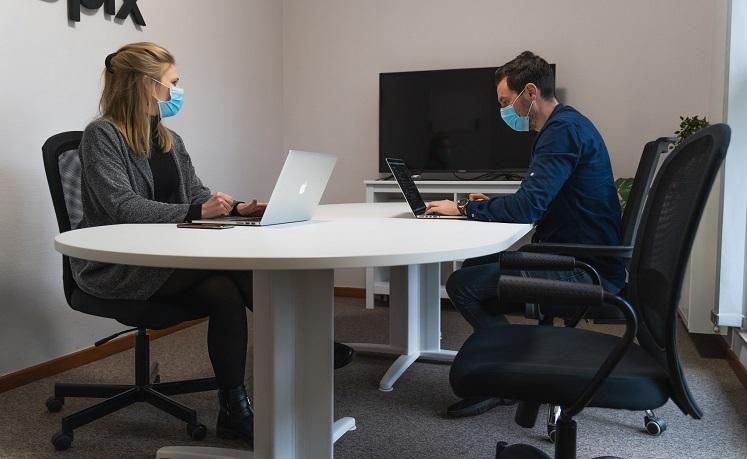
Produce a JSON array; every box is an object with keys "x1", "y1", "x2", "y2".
[{"x1": 148, "y1": 117, "x2": 201, "y2": 221}]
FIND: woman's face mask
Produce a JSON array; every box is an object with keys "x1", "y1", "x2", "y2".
[
  {"x1": 150, "y1": 76, "x2": 184, "y2": 118},
  {"x1": 500, "y1": 87, "x2": 534, "y2": 132}
]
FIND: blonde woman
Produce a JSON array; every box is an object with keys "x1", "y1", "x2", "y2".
[{"x1": 72, "y1": 42, "x2": 261, "y2": 447}]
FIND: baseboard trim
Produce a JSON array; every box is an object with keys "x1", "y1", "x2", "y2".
[
  {"x1": 334, "y1": 287, "x2": 365, "y2": 298},
  {"x1": 718, "y1": 335, "x2": 747, "y2": 390},
  {"x1": 0, "y1": 289, "x2": 364, "y2": 394},
  {"x1": 0, "y1": 318, "x2": 207, "y2": 394}
]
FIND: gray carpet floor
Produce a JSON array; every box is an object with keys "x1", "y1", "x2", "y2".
[{"x1": 1, "y1": 296, "x2": 746, "y2": 458}]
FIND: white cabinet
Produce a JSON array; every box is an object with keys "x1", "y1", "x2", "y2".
[{"x1": 363, "y1": 180, "x2": 522, "y2": 309}]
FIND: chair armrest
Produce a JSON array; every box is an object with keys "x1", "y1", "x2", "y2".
[
  {"x1": 498, "y1": 275, "x2": 604, "y2": 307},
  {"x1": 499, "y1": 251, "x2": 577, "y2": 272},
  {"x1": 499, "y1": 252, "x2": 603, "y2": 327},
  {"x1": 499, "y1": 251, "x2": 601, "y2": 287},
  {"x1": 497, "y1": 275, "x2": 638, "y2": 418},
  {"x1": 520, "y1": 243, "x2": 634, "y2": 260}
]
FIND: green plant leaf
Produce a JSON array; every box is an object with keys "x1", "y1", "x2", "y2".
[
  {"x1": 675, "y1": 115, "x2": 710, "y2": 146},
  {"x1": 615, "y1": 177, "x2": 634, "y2": 211}
]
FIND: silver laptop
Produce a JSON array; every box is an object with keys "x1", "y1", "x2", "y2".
[
  {"x1": 386, "y1": 158, "x2": 466, "y2": 219},
  {"x1": 192, "y1": 150, "x2": 337, "y2": 226}
]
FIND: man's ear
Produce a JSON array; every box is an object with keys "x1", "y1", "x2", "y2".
[{"x1": 526, "y1": 83, "x2": 539, "y2": 100}]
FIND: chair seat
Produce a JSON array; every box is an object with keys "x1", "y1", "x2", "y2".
[
  {"x1": 450, "y1": 324, "x2": 670, "y2": 411},
  {"x1": 71, "y1": 288, "x2": 209, "y2": 330}
]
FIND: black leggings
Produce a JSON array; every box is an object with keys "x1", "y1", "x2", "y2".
[{"x1": 150, "y1": 270, "x2": 253, "y2": 389}]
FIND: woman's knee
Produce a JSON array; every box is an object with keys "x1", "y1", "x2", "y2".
[
  {"x1": 198, "y1": 275, "x2": 246, "y2": 308},
  {"x1": 200, "y1": 274, "x2": 236, "y2": 291}
]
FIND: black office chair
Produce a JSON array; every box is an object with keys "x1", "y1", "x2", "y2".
[
  {"x1": 514, "y1": 137, "x2": 672, "y2": 439},
  {"x1": 522, "y1": 136, "x2": 673, "y2": 323},
  {"x1": 449, "y1": 124, "x2": 730, "y2": 459},
  {"x1": 42, "y1": 131, "x2": 218, "y2": 451}
]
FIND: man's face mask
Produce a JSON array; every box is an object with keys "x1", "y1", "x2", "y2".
[
  {"x1": 500, "y1": 86, "x2": 534, "y2": 132},
  {"x1": 150, "y1": 77, "x2": 184, "y2": 118}
]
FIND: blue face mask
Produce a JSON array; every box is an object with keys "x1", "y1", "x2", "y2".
[
  {"x1": 500, "y1": 87, "x2": 534, "y2": 132},
  {"x1": 150, "y1": 77, "x2": 184, "y2": 118}
]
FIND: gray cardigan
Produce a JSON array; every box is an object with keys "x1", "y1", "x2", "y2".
[{"x1": 71, "y1": 119, "x2": 212, "y2": 300}]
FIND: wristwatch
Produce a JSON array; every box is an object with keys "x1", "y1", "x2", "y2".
[
  {"x1": 230, "y1": 200, "x2": 244, "y2": 216},
  {"x1": 456, "y1": 198, "x2": 469, "y2": 216}
]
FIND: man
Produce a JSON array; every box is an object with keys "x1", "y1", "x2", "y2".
[{"x1": 427, "y1": 51, "x2": 626, "y2": 418}]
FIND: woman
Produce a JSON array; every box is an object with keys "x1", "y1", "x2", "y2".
[{"x1": 72, "y1": 42, "x2": 261, "y2": 447}]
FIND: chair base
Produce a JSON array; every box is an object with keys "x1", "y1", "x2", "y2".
[
  {"x1": 495, "y1": 442, "x2": 623, "y2": 459},
  {"x1": 47, "y1": 328, "x2": 218, "y2": 451},
  {"x1": 49, "y1": 377, "x2": 217, "y2": 450},
  {"x1": 496, "y1": 415, "x2": 625, "y2": 459}
]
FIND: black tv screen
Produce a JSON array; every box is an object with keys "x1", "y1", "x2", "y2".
[{"x1": 379, "y1": 66, "x2": 547, "y2": 173}]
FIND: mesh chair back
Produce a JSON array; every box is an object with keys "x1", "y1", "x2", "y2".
[
  {"x1": 42, "y1": 131, "x2": 212, "y2": 329},
  {"x1": 620, "y1": 137, "x2": 672, "y2": 247},
  {"x1": 42, "y1": 131, "x2": 84, "y2": 303},
  {"x1": 629, "y1": 124, "x2": 730, "y2": 418},
  {"x1": 58, "y1": 150, "x2": 83, "y2": 230}
]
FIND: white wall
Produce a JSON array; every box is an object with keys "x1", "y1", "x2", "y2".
[
  {"x1": 0, "y1": 0, "x2": 733, "y2": 375},
  {"x1": 719, "y1": 0, "x2": 747, "y2": 327},
  {"x1": 722, "y1": 0, "x2": 747, "y2": 363},
  {"x1": 0, "y1": 0, "x2": 283, "y2": 376},
  {"x1": 283, "y1": 0, "x2": 729, "y2": 288}
]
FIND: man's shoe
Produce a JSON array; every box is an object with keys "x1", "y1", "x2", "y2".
[
  {"x1": 216, "y1": 385, "x2": 254, "y2": 448},
  {"x1": 334, "y1": 342, "x2": 355, "y2": 369},
  {"x1": 446, "y1": 397, "x2": 516, "y2": 418}
]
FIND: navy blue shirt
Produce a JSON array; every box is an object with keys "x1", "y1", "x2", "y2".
[{"x1": 465, "y1": 104, "x2": 625, "y2": 292}]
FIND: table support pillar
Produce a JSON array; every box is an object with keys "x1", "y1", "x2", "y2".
[
  {"x1": 349, "y1": 263, "x2": 454, "y2": 392},
  {"x1": 253, "y1": 269, "x2": 351, "y2": 459}
]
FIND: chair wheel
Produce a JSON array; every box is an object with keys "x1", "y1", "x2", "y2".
[
  {"x1": 51, "y1": 431, "x2": 73, "y2": 451},
  {"x1": 644, "y1": 415, "x2": 667, "y2": 436},
  {"x1": 46, "y1": 396, "x2": 64, "y2": 413},
  {"x1": 547, "y1": 425, "x2": 557, "y2": 443},
  {"x1": 187, "y1": 423, "x2": 207, "y2": 441}
]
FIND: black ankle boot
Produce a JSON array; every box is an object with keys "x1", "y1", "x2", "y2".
[
  {"x1": 216, "y1": 385, "x2": 254, "y2": 448},
  {"x1": 334, "y1": 342, "x2": 355, "y2": 369}
]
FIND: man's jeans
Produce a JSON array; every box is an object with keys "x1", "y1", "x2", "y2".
[{"x1": 445, "y1": 252, "x2": 616, "y2": 331}]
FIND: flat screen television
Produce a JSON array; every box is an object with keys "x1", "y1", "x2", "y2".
[{"x1": 379, "y1": 66, "x2": 554, "y2": 173}]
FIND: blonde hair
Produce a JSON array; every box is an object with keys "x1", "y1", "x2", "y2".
[{"x1": 100, "y1": 42, "x2": 175, "y2": 158}]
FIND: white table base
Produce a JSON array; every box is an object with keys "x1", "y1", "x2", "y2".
[
  {"x1": 158, "y1": 269, "x2": 356, "y2": 459},
  {"x1": 346, "y1": 264, "x2": 456, "y2": 391},
  {"x1": 155, "y1": 418, "x2": 356, "y2": 459},
  {"x1": 252, "y1": 269, "x2": 355, "y2": 458}
]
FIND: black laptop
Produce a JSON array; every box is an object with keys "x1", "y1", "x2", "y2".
[{"x1": 386, "y1": 158, "x2": 467, "y2": 219}]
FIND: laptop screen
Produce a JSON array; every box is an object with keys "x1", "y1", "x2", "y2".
[{"x1": 387, "y1": 158, "x2": 427, "y2": 215}]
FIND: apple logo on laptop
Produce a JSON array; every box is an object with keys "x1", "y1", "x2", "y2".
[{"x1": 299, "y1": 181, "x2": 308, "y2": 195}]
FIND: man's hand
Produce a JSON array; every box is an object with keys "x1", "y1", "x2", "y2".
[
  {"x1": 236, "y1": 199, "x2": 267, "y2": 217},
  {"x1": 425, "y1": 199, "x2": 460, "y2": 216},
  {"x1": 469, "y1": 193, "x2": 490, "y2": 201},
  {"x1": 201, "y1": 192, "x2": 234, "y2": 218}
]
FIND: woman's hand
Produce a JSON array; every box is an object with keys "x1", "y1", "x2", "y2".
[
  {"x1": 201, "y1": 192, "x2": 234, "y2": 218},
  {"x1": 236, "y1": 199, "x2": 267, "y2": 217}
]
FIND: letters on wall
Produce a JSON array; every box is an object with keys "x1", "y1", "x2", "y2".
[{"x1": 67, "y1": 0, "x2": 146, "y2": 26}]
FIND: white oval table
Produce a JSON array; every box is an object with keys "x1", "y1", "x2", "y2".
[{"x1": 55, "y1": 203, "x2": 531, "y2": 459}]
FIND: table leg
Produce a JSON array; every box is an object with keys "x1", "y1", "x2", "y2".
[
  {"x1": 347, "y1": 263, "x2": 455, "y2": 392},
  {"x1": 252, "y1": 269, "x2": 354, "y2": 459},
  {"x1": 365, "y1": 267, "x2": 375, "y2": 309}
]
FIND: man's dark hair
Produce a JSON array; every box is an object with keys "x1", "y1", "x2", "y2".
[{"x1": 494, "y1": 51, "x2": 555, "y2": 100}]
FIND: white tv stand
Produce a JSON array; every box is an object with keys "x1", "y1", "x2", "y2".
[{"x1": 363, "y1": 179, "x2": 523, "y2": 309}]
